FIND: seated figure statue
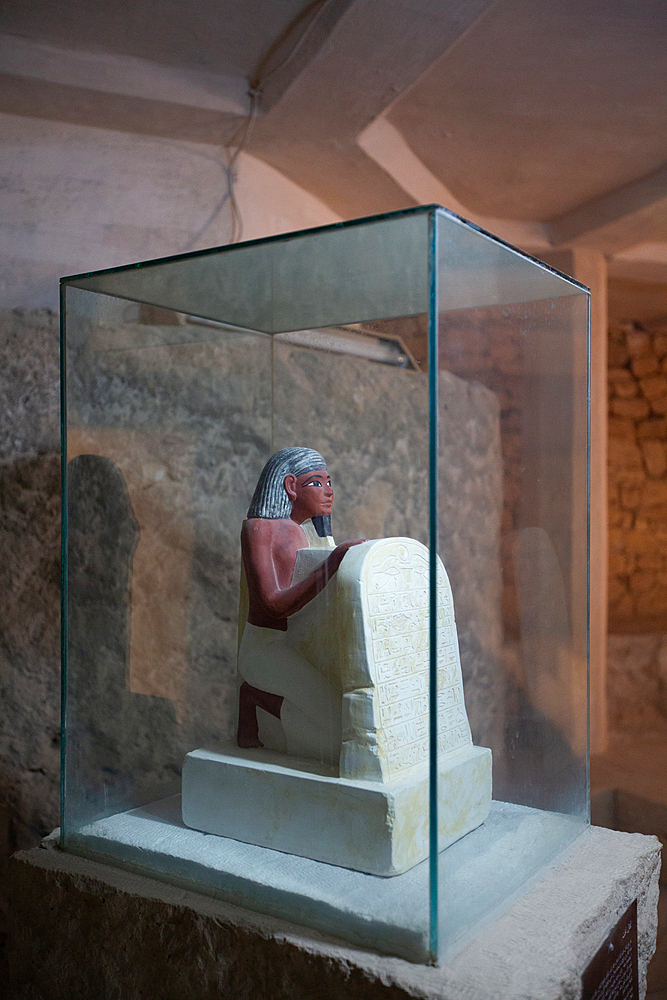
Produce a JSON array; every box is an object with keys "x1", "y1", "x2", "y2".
[
  {"x1": 236, "y1": 446, "x2": 365, "y2": 766},
  {"x1": 183, "y1": 444, "x2": 492, "y2": 875}
]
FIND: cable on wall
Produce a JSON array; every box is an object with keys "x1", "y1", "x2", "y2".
[{"x1": 224, "y1": 0, "x2": 335, "y2": 243}]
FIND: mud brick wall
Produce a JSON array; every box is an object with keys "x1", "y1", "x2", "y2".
[{"x1": 608, "y1": 322, "x2": 667, "y2": 629}]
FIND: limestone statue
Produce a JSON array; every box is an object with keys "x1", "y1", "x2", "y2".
[
  {"x1": 182, "y1": 445, "x2": 492, "y2": 874},
  {"x1": 236, "y1": 446, "x2": 365, "y2": 765}
]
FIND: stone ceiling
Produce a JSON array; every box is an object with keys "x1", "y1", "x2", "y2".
[
  {"x1": 1, "y1": 0, "x2": 666, "y2": 279},
  {"x1": 0, "y1": 0, "x2": 310, "y2": 76},
  {"x1": 388, "y1": 0, "x2": 667, "y2": 222}
]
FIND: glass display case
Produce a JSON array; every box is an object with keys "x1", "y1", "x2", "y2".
[{"x1": 60, "y1": 205, "x2": 590, "y2": 964}]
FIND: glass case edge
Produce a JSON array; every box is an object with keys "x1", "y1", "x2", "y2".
[
  {"x1": 586, "y1": 293, "x2": 592, "y2": 824},
  {"x1": 59, "y1": 283, "x2": 67, "y2": 848},
  {"x1": 58, "y1": 204, "x2": 443, "y2": 285},
  {"x1": 57, "y1": 206, "x2": 591, "y2": 298},
  {"x1": 433, "y1": 207, "x2": 591, "y2": 293},
  {"x1": 428, "y1": 208, "x2": 439, "y2": 963}
]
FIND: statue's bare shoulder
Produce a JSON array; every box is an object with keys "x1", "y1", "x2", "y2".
[
  {"x1": 243, "y1": 516, "x2": 305, "y2": 550},
  {"x1": 242, "y1": 517, "x2": 307, "y2": 597}
]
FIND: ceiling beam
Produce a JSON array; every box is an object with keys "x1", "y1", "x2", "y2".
[
  {"x1": 357, "y1": 116, "x2": 551, "y2": 251},
  {"x1": 251, "y1": 0, "x2": 356, "y2": 112},
  {"x1": 608, "y1": 258, "x2": 667, "y2": 287},
  {"x1": 246, "y1": 0, "x2": 500, "y2": 218},
  {"x1": 548, "y1": 164, "x2": 667, "y2": 251},
  {"x1": 0, "y1": 33, "x2": 248, "y2": 143}
]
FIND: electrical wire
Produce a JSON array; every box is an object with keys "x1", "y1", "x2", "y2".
[
  {"x1": 224, "y1": 0, "x2": 335, "y2": 243},
  {"x1": 250, "y1": 0, "x2": 330, "y2": 91},
  {"x1": 223, "y1": 86, "x2": 261, "y2": 244}
]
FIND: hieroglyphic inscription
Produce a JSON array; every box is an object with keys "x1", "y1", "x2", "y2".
[{"x1": 364, "y1": 540, "x2": 471, "y2": 780}]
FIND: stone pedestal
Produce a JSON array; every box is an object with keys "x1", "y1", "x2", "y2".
[{"x1": 6, "y1": 826, "x2": 662, "y2": 1000}]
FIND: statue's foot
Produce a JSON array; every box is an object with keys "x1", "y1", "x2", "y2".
[
  {"x1": 237, "y1": 730, "x2": 264, "y2": 749},
  {"x1": 237, "y1": 682, "x2": 262, "y2": 748}
]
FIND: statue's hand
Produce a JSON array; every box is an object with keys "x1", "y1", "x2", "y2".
[{"x1": 328, "y1": 538, "x2": 368, "y2": 573}]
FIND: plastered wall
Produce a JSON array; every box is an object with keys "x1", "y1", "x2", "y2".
[{"x1": 0, "y1": 111, "x2": 340, "y2": 311}]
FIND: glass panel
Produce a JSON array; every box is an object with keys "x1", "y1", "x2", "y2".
[
  {"x1": 64, "y1": 211, "x2": 431, "y2": 333},
  {"x1": 265, "y1": 322, "x2": 431, "y2": 957},
  {"x1": 62, "y1": 286, "x2": 273, "y2": 835},
  {"x1": 435, "y1": 210, "x2": 589, "y2": 960},
  {"x1": 61, "y1": 213, "x2": 436, "y2": 961},
  {"x1": 436, "y1": 212, "x2": 583, "y2": 310},
  {"x1": 61, "y1": 206, "x2": 590, "y2": 964}
]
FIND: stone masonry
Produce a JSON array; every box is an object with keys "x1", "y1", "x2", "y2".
[{"x1": 608, "y1": 321, "x2": 667, "y2": 629}]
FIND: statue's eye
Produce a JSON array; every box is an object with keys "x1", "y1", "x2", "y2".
[{"x1": 305, "y1": 479, "x2": 322, "y2": 487}]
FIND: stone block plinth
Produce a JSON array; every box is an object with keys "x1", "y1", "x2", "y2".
[
  {"x1": 181, "y1": 742, "x2": 492, "y2": 875},
  {"x1": 6, "y1": 825, "x2": 662, "y2": 999}
]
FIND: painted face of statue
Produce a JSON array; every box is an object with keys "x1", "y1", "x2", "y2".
[{"x1": 284, "y1": 470, "x2": 333, "y2": 524}]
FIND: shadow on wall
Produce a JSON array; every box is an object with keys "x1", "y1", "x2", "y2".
[
  {"x1": 65, "y1": 455, "x2": 182, "y2": 829},
  {"x1": 0, "y1": 452, "x2": 61, "y2": 855}
]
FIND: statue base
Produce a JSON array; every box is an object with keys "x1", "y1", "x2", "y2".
[{"x1": 181, "y1": 743, "x2": 492, "y2": 876}]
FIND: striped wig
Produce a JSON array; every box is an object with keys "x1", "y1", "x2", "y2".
[{"x1": 247, "y1": 447, "x2": 332, "y2": 538}]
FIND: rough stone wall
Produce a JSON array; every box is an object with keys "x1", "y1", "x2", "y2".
[
  {"x1": 0, "y1": 307, "x2": 504, "y2": 869},
  {"x1": 386, "y1": 304, "x2": 590, "y2": 807},
  {"x1": 0, "y1": 297, "x2": 593, "y2": 869},
  {"x1": 434, "y1": 306, "x2": 526, "y2": 638},
  {"x1": 608, "y1": 321, "x2": 667, "y2": 628},
  {"x1": 0, "y1": 310, "x2": 61, "y2": 855},
  {"x1": 365, "y1": 309, "x2": 528, "y2": 636},
  {"x1": 437, "y1": 298, "x2": 585, "y2": 644}
]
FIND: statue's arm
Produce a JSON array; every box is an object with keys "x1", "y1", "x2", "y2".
[{"x1": 242, "y1": 519, "x2": 364, "y2": 620}]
